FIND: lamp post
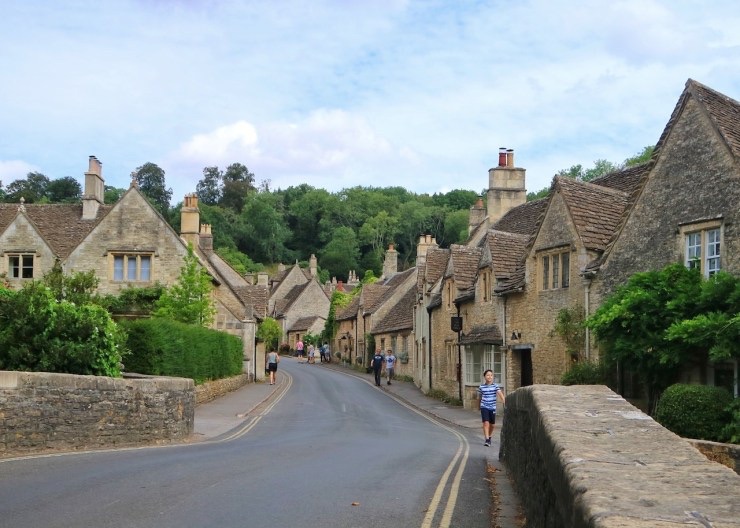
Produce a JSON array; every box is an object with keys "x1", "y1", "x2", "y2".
[{"x1": 451, "y1": 313, "x2": 463, "y2": 402}]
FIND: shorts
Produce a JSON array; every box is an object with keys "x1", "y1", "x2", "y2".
[
  {"x1": 480, "y1": 408, "x2": 496, "y2": 424},
  {"x1": 268, "y1": 363, "x2": 278, "y2": 372}
]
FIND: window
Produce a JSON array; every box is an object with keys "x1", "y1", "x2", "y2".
[
  {"x1": 481, "y1": 269, "x2": 491, "y2": 302},
  {"x1": 683, "y1": 225, "x2": 721, "y2": 277},
  {"x1": 465, "y1": 344, "x2": 504, "y2": 386},
  {"x1": 8, "y1": 254, "x2": 34, "y2": 279},
  {"x1": 112, "y1": 254, "x2": 152, "y2": 282},
  {"x1": 540, "y1": 250, "x2": 570, "y2": 291}
]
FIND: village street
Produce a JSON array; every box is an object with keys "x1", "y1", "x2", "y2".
[{"x1": 0, "y1": 360, "x2": 500, "y2": 528}]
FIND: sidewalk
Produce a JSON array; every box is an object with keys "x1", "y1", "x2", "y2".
[{"x1": 192, "y1": 359, "x2": 522, "y2": 526}]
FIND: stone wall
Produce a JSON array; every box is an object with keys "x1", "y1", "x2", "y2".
[
  {"x1": 195, "y1": 373, "x2": 248, "y2": 405},
  {"x1": 500, "y1": 384, "x2": 740, "y2": 527},
  {"x1": 0, "y1": 371, "x2": 194, "y2": 458}
]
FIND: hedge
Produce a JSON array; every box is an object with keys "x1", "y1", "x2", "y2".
[{"x1": 655, "y1": 383, "x2": 733, "y2": 441}]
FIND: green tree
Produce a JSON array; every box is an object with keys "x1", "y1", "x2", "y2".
[
  {"x1": 154, "y1": 244, "x2": 215, "y2": 326},
  {"x1": 320, "y1": 227, "x2": 360, "y2": 281},
  {"x1": 220, "y1": 162, "x2": 255, "y2": 213},
  {"x1": 257, "y1": 317, "x2": 282, "y2": 352},
  {"x1": 196, "y1": 166, "x2": 222, "y2": 205},
  {"x1": 241, "y1": 193, "x2": 292, "y2": 263},
  {"x1": 549, "y1": 305, "x2": 586, "y2": 361},
  {"x1": 624, "y1": 146, "x2": 654, "y2": 167},
  {"x1": 586, "y1": 264, "x2": 704, "y2": 413},
  {"x1": 359, "y1": 210, "x2": 399, "y2": 260},
  {"x1": 442, "y1": 209, "x2": 470, "y2": 246},
  {"x1": 46, "y1": 176, "x2": 82, "y2": 203},
  {"x1": 104, "y1": 185, "x2": 126, "y2": 204},
  {"x1": 4, "y1": 171, "x2": 50, "y2": 203},
  {"x1": 43, "y1": 260, "x2": 99, "y2": 306},
  {"x1": 132, "y1": 162, "x2": 172, "y2": 215}
]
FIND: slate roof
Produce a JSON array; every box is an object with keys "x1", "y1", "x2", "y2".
[
  {"x1": 372, "y1": 287, "x2": 416, "y2": 334},
  {"x1": 273, "y1": 282, "x2": 310, "y2": 317},
  {"x1": 0, "y1": 203, "x2": 113, "y2": 258},
  {"x1": 481, "y1": 230, "x2": 530, "y2": 281},
  {"x1": 417, "y1": 247, "x2": 450, "y2": 293},
  {"x1": 361, "y1": 282, "x2": 391, "y2": 314}
]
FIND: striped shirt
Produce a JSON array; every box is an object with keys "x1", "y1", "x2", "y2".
[{"x1": 478, "y1": 382, "x2": 501, "y2": 411}]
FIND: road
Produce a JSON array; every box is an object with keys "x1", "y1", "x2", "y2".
[{"x1": 0, "y1": 360, "x2": 494, "y2": 528}]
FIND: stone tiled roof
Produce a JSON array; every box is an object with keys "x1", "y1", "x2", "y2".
[
  {"x1": 335, "y1": 294, "x2": 360, "y2": 321},
  {"x1": 278, "y1": 282, "x2": 310, "y2": 315},
  {"x1": 289, "y1": 315, "x2": 324, "y2": 332},
  {"x1": 590, "y1": 163, "x2": 651, "y2": 198},
  {"x1": 459, "y1": 324, "x2": 503, "y2": 345},
  {"x1": 417, "y1": 247, "x2": 450, "y2": 293},
  {"x1": 492, "y1": 198, "x2": 548, "y2": 237},
  {"x1": 0, "y1": 203, "x2": 113, "y2": 258},
  {"x1": 376, "y1": 267, "x2": 416, "y2": 305},
  {"x1": 554, "y1": 176, "x2": 631, "y2": 252},
  {"x1": 483, "y1": 230, "x2": 530, "y2": 281},
  {"x1": 361, "y1": 282, "x2": 390, "y2": 314},
  {"x1": 372, "y1": 287, "x2": 416, "y2": 334},
  {"x1": 655, "y1": 78, "x2": 740, "y2": 162},
  {"x1": 446, "y1": 244, "x2": 482, "y2": 301},
  {"x1": 234, "y1": 284, "x2": 269, "y2": 319}
]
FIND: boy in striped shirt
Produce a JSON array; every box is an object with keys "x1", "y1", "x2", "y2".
[{"x1": 478, "y1": 369, "x2": 505, "y2": 447}]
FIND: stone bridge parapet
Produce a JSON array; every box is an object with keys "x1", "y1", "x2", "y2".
[{"x1": 500, "y1": 384, "x2": 740, "y2": 527}]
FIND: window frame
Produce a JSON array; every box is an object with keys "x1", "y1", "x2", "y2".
[
  {"x1": 539, "y1": 247, "x2": 571, "y2": 291},
  {"x1": 680, "y1": 221, "x2": 722, "y2": 278},
  {"x1": 110, "y1": 252, "x2": 154, "y2": 283},
  {"x1": 464, "y1": 344, "x2": 504, "y2": 386},
  {"x1": 7, "y1": 253, "x2": 35, "y2": 279}
]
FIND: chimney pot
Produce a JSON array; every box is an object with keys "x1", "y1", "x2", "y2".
[
  {"x1": 498, "y1": 148, "x2": 507, "y2": 167},
  {"x1": 506, "y1": 149, "x2": 514, "y2": 167}
]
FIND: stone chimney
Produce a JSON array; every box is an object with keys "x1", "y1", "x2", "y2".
[
  {"x1": 180, "y1": 193, "x2": 200, "y2": 247},
  {"x1": 257, "y1": 272, "x2": 269, "y2": 286},
  {"x1": 82, "y1": 156, "x2": 105, "y2": 219},
  {"x1": 309, "y1": 254, "x2": 318, "y2": 277},
  {"x1": 199, "y1": 223, "x2": 213, "y2": 251},
  {"x1": 416, "y1": 234, "x2": 438, "y2": 267},
  {"x1": 278, "y1": 263, "x2": 286, "y2": 273},
  {"x1": 468, "y1": 197, "x2": 486, "y2": 234},
  {"x1": 487, "y1": 147, "x2": 526, "y2": 225},
  {"x1": 382, "y1": 243, "x2": 398, "y2": 279}
]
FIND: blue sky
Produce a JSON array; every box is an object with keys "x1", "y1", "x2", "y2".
[{"x1": 1, "y1": 0, "x2": 739, "y2": 204}]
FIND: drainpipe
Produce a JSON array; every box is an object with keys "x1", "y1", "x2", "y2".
[
  {"x1": 456, "y1": 303, "x2": 462, "y2": 402},
  {"x1": 583, "y1": 272, "x2": 594, "y2": 360},
  {"x1": 427, "y1": 304, "x2": 433, "y2": 390}
]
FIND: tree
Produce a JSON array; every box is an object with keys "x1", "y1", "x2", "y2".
[
  {"x1": 256, "y1": 317, "x2": 282, "y2": 352},
  {"x1": 586, "y1": 264, "x2": 705, "y2": 413},
  {"x1": 46, "y1": 176, "x2": 82, "y2": 203},
  {"x1": 43, "y1": 260, "x2": 99, "y2": 306},
  {"x1": 320, "y1": 227, "x2": 360, "y2": 281},
  {"x1": 358, "y1": 211, "x2": 399, "y2": 261},
  {"x1": 153, "y1": 244, "x2": 215, "y2": 326},
  {"x1": 4, "y1": 171, "x2": 50, "y2": 203},
  {"x1": 624, "y1": 146, "x2": 654, "y2": 167},
  {"x1": 131, "y1": 162, "x2": 172, "y2": 215},
  {"x1": 104, "y1": 186, "x2": 126, "y2": 204},
  {"x1": 220, "y1": 162, "x2": 255, "y2": 213},
  {"x1": 196, "y1": 166, "x2": 222, "y2": 206}
]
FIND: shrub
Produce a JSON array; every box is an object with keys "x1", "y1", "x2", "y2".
[
  {"x1": 719, "y1": 398, "x2": 740, "y2": 444},
  {"x1": 121, "y1": 318, "x2": 242, "y2": 383},
  {"x1": 655, "y1": 383, "x2": 733, "y2": 441},
  {"x1": 0, "y1": 282, "x2": 126, "y2": 377},
  {"x1": 560, "y1": 360, "x2": 607, "y2": 385}
]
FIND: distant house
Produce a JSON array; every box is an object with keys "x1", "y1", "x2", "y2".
[{"x1": 0, "y1": 156, "x2": 264, "y2": 380}]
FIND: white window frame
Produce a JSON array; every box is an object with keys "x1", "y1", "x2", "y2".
[
  {"x1": 681, "y1": 222, "x2": 722, "y2": 278},
  {"x1": 464, "y1": 344, "x2": 504, "y2": 386},
  {"x1": 8, "y1": 253, "x2": 35, "y2": 279}
]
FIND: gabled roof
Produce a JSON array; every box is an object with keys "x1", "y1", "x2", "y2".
[
  {"x1": 417, "y1": 247, "x2": 450, "y2": 293},
  {"x1": 492, "y1": 198, "x2": 548, "y2": 237},
  {"x1": 372, "y1": 287, "x2": 416, "y2": 334},
  {"x1": 335, "y1": 294, "x2": 360, "y2": 321},
  {"x1": 0, "y1": 203, "x2": 113, "y2": 259},
  {"x1": 459, "y1": 324, "x2": 503, "y2": 345},
  {"x1": 481, "y1": 230, "x2": 530, "y2": 281},
  {"x1": 553, "y1": 176, "x2": 631, "y2": 252},
  {"x1": 446, "y1": 244, "x2": 482, "y2": 301},
  {"x1": 289, "y1": 315, "x2": 325, "y2": 332},
  {"x1": 360, "y1": 282, "x2": 391, "y2": 314},
  {"x1": 655, "y1": 78, "x2": 740, "y2": 162}
]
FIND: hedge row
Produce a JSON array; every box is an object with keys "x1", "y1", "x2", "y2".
[{"x1": 121, "y1": 318, "x2": 243, "y2": 384}]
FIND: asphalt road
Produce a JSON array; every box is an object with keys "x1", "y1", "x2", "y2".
[{"x1": 0, "y1": 361, "x2": 494, "y2": 528}]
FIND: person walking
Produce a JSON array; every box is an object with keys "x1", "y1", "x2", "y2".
[
  {"x1": 319, "y1": 343, "x2": 326, "y2": 363},
  {"x1": 266, "y1": 349, "x2": 280, "y2": 385},
  {"x1": 478, "y1": 369, "x2": 505, "y2": 447},
  {"x1": 384, "y1": 349, "x2": 396, "y2": 385},
  {"x1": 307, "y1": 344, "x2": 315, "y2": 364},
  {"x1": 296, "y1": 339, "x2": 304, "y2": 361},
  {"x1": 371, "y1": 347, "x2": 385, "y2": 386}
]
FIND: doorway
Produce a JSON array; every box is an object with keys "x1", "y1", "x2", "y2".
[{"x1": 520, "y1": 348, "x2": 533, "y2": 387}]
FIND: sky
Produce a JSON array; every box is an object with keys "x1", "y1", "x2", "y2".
[{"x1": 1, "y1": 0, "x2": 739, "y2": 204}]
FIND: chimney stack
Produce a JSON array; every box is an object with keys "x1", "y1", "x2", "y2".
[
  {"x1": 82, "y1": 155, "x2": 105, "y2": 219},
  {"x1": 180, "y1": 193, "x2": 200, "y2": 247},
  {"x1": 487, "y1": 147, "x2": 526, "y2": 226},
  {"x1": 382, "y1": 243, "x2": 398, "y2": 279}
]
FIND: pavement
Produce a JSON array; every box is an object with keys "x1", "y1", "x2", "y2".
[{"x1": 192, "y1": 357, "x2": 521, "y2": 526}]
